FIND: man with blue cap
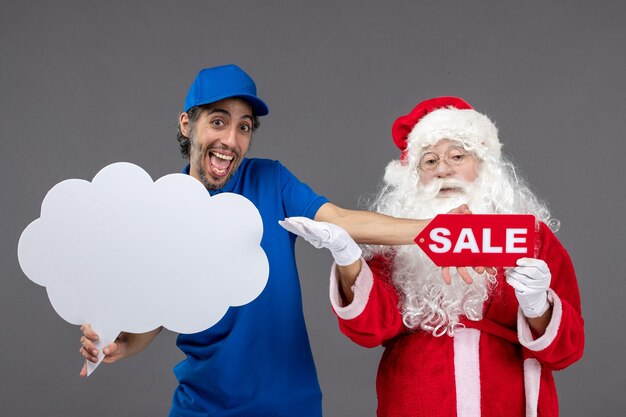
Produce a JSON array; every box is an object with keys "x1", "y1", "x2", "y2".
[{"x1": 78, "y1": 64, "x2": 466, "y2": 416}]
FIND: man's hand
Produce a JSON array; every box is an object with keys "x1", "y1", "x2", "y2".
[
  {"x1": 280, "y1": 217, "x2": 362, "y2": 304},
  {"x1": 279, "y1": 217, "x2": 362, "y2": 266},
  {"x1": 79, "y1": 324, "x2": 161, "y2": 377},
  {"x1": 442, "y1": 205, "x2": 496, "y2": 285},
  {"x1": 447, "y1": 204, "x2": 472, "y2": 215},
  {"x1": 79, "y1": 324, "x2": 126, "y2": 377},
  {"x1": 505, "y1": 258, "x2": 551, "y2": 318}
]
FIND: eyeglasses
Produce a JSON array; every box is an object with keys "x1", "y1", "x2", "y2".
[{"x1": 418, "y1": 147, "x2": 473, "y2": 172}]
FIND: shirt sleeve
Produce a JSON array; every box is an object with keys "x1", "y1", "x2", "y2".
[
  {"x1": 517, "y1": 222, "x2": 585, "y2": 370},
  {"x1": 332, "y1": 256, "x2": 406, "y2": 348},
  {"x1": 277, "y1": 162, "x2": 329, "y2": 219}
]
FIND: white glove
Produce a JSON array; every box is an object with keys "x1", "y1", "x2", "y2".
[
  {"x1": 505, "y1": 258, "x2": 552, "y2": 318},
  {"x1": 278, "y1": 217, "x2": 362, "y2": 266}
]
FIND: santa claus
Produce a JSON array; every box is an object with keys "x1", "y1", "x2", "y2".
[{"x1": 280, "y1": 97, "x2": 584, "y2": 417}]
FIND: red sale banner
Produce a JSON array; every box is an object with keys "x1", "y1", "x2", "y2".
[{"x1": 414, "y1": 214, "x2": 536, "y2": 267}]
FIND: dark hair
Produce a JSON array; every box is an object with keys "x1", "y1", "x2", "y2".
[{"x1": 176, "y1": 105, "x2": 261, "y2": 159}]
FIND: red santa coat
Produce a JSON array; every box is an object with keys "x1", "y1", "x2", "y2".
[{"x1": 330, "y1": 222, "x2": 584, "y2": 417}]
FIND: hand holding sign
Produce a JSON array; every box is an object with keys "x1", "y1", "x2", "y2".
[
  {"x1": 439, "y1": 204, "x2": 491, "y2": 285},
  {"x1": 505, "y1": 258, "x2": 552, "y2": 318},
  {"x1": 78, "y1": 324, "x2": 160, "y2": 377}
]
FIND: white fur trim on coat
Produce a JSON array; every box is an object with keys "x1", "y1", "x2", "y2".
[
  {"x1": 454, "y1": 328, "x2": 482, "y2": 417},
  {"x1": 523, "y1": 358, "x2": 542, "y2": 417},
  {"x1": 329, "y1": 258, "x2": 373, "y2": 320},
  {"x1": 518, "y1": 289, "x2": 561, "y2": 351}
]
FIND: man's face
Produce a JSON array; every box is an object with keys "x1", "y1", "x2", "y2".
[
  {"x1": 181, "y1": 98, "x2": 254, "y2": 190},
  {"x1": 418, "y1": 139, "x2": 480, "y2": 197}
]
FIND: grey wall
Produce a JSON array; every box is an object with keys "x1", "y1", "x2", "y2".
[{"x1": 1, "y1": 1, "x2": 624, "y2": 416}]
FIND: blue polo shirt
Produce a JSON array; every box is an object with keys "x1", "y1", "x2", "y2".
[{"x1": 170, "y1": 158, "x2": 328, "y2": 417}]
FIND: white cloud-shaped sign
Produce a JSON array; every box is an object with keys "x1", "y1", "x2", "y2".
[{"x1": 18, "y1": 162, "x2": 268, "y2": 375}]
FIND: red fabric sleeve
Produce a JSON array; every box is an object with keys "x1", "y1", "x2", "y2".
[
  {"x1": 335, "y1": 256, "x2": 406, "y2": 348},
  {"x1": 521, "y1": 222, "x2": 585, "y2": 370}
]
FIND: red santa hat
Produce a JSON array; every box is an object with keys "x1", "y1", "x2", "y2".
[{"x1": 391, "y1": 96, "x2": 501, "y2": 163}]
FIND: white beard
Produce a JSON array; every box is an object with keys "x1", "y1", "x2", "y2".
[
  {"x1": 363, "y1": 156, "x2": 555, "y2": 337},
  {"x1": 389, "y1": 178, "x2": 496, "y2": 336}
]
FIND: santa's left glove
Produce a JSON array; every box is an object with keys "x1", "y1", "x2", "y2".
[
  {"x1": 505, "y1": 258, "x2": 551, "y2": 318},
  {"x1": 278, "y1": 217, "x2": 362, "y2": 266}
]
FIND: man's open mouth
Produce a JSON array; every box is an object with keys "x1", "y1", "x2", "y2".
[{"x1": 207, "y1": 150, "x2": 235, "y2": 178}]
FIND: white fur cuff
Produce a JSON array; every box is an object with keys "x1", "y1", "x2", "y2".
[
  {"x1": 518, "y1": 289, "x2": 562, "y2": 351},
  {"x1": 329, "y1": 258, "x2": 374, "y2": 320}
]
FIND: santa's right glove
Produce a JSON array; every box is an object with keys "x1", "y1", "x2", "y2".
[
  {"x1": 505, "y1": 257, "x2": 552, "y2": 318},
  {"x1": 278, "y1": 217, "x2": 362, "y2": 266}
]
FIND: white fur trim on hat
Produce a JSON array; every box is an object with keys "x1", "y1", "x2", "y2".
[{"x1": 406, "y1": 107, "x2": 501, "y2": 162}]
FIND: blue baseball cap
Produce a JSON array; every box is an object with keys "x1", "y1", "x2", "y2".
[{"x1": 183, "y1": 64, "x2": 269, "y2": 116}]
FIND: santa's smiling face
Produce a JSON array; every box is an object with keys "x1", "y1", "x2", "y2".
[
  {"x1": 365, "y1": 101, "x2": 554, "y2": 335},
  {"x1": 417, "y1": 139, "x2": 480, "y2": 198},
  {"x1": 182, "y1": 98, "x2": 254, "y2": 190}
]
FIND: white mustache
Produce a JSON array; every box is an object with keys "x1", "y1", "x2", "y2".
[
  {"x1": 436, "y1": 178, "x2": 469, "y2": 192},
  {"x1": 420, "y1": 178, "x2": 470, "y2": 198}
]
